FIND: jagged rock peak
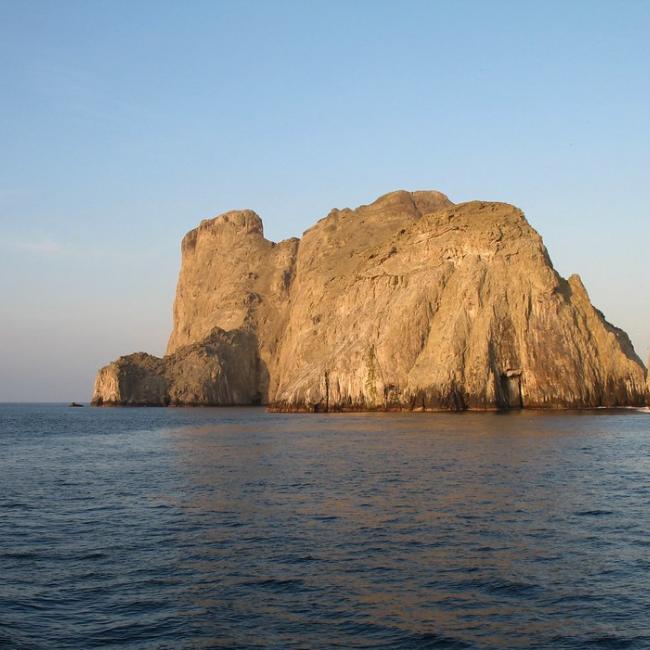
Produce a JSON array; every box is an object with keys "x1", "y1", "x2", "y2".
[
  {"x1": 182, "y1": 209, "x2": 265, "y2": 252},
  {"x1": 92, "y1": 189, "x2": 647, "y2": 411},
  {"x1": 362, "y1": 189, "x2": 453, "y2": 214}
]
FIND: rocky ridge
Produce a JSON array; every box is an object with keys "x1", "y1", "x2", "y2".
[{"x1": 92, "y1": 190, "x2": 648, "y2": 410}]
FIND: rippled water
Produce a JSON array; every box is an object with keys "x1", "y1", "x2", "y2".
[{"x1": 1, "y1": 405, "x2": 650, "y2": 649}]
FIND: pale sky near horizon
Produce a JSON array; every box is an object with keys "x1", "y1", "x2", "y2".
[{"x1": 1, "y1": 0, "x2": 648, "y2": 401}]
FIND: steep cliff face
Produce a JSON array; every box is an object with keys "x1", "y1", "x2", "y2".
[
  {"x1": 271, "y1": 194, "x2": 645, "y2": 410},
  {"x1": 91, "y1": 190, "x2": 648, "y2": 410},
  {"x1": 166, "y1": 209, "x2": 298, "y2": 399}
]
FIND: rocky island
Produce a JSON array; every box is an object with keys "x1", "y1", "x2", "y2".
[{"x1": 92, "y1": 190, "x2": 648, "y2": 410}]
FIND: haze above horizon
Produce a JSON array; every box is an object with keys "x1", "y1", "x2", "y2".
[{"x1": 1, "y1": 0, "x2": 648, "y2": 401}]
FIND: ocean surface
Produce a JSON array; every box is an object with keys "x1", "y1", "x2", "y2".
[{"x1": 1, "y1": 405, "x2": 650, "y2": 649}]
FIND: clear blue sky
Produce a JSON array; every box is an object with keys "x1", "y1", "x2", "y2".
[{"x1": 1, "y1": 0, "x2": 648, "y2": 401}]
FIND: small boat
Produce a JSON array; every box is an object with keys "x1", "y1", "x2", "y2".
[{"x1": 68, "y1": 402, "x2": 84, "y2": 408}]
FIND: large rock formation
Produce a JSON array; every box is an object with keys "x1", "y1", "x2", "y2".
[{"x1": 92, "y1": 190, "x2": 648, "y2": 410}]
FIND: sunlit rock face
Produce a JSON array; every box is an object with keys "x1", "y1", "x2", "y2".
[{"x1": 92, "y1": 190, "x2": 647, "y2": 410}]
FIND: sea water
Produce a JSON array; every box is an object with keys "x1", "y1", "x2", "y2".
[{"x1": 1, "y1": 404, "x2": 649, "y2": 649}]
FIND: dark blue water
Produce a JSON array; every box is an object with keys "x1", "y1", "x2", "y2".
[{"x1": 1, "y1": 405, "x2": 650, "y2": 649}]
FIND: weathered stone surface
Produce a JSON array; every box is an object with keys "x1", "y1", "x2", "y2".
[
  {"x1": 92, "y1": 352, "x2": 167, "y2": 406},
  {"x1": 166, "y1": 209, "x2": 298, "y2": 400},
  {"x1": 92, "y1": 190, "x2": 648, "y2": 410},
  {"x1": 92, "y1": 328, "x2": 261, "y2": 406}
]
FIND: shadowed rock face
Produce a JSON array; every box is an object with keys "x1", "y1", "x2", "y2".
[
  {"x1": 92, "y1": 329, "x2": 263, "y2": 406},
  {"x1": 92, "y1": 190, "x2": 648, "y2": 410}
]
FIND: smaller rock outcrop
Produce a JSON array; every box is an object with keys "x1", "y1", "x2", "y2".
[
  {"x1": 92, "y1": 353, "x2": 167, "y2": 406},
  {"x1": 91, "y1": 328, "x2": 264, "y2": 406}
]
